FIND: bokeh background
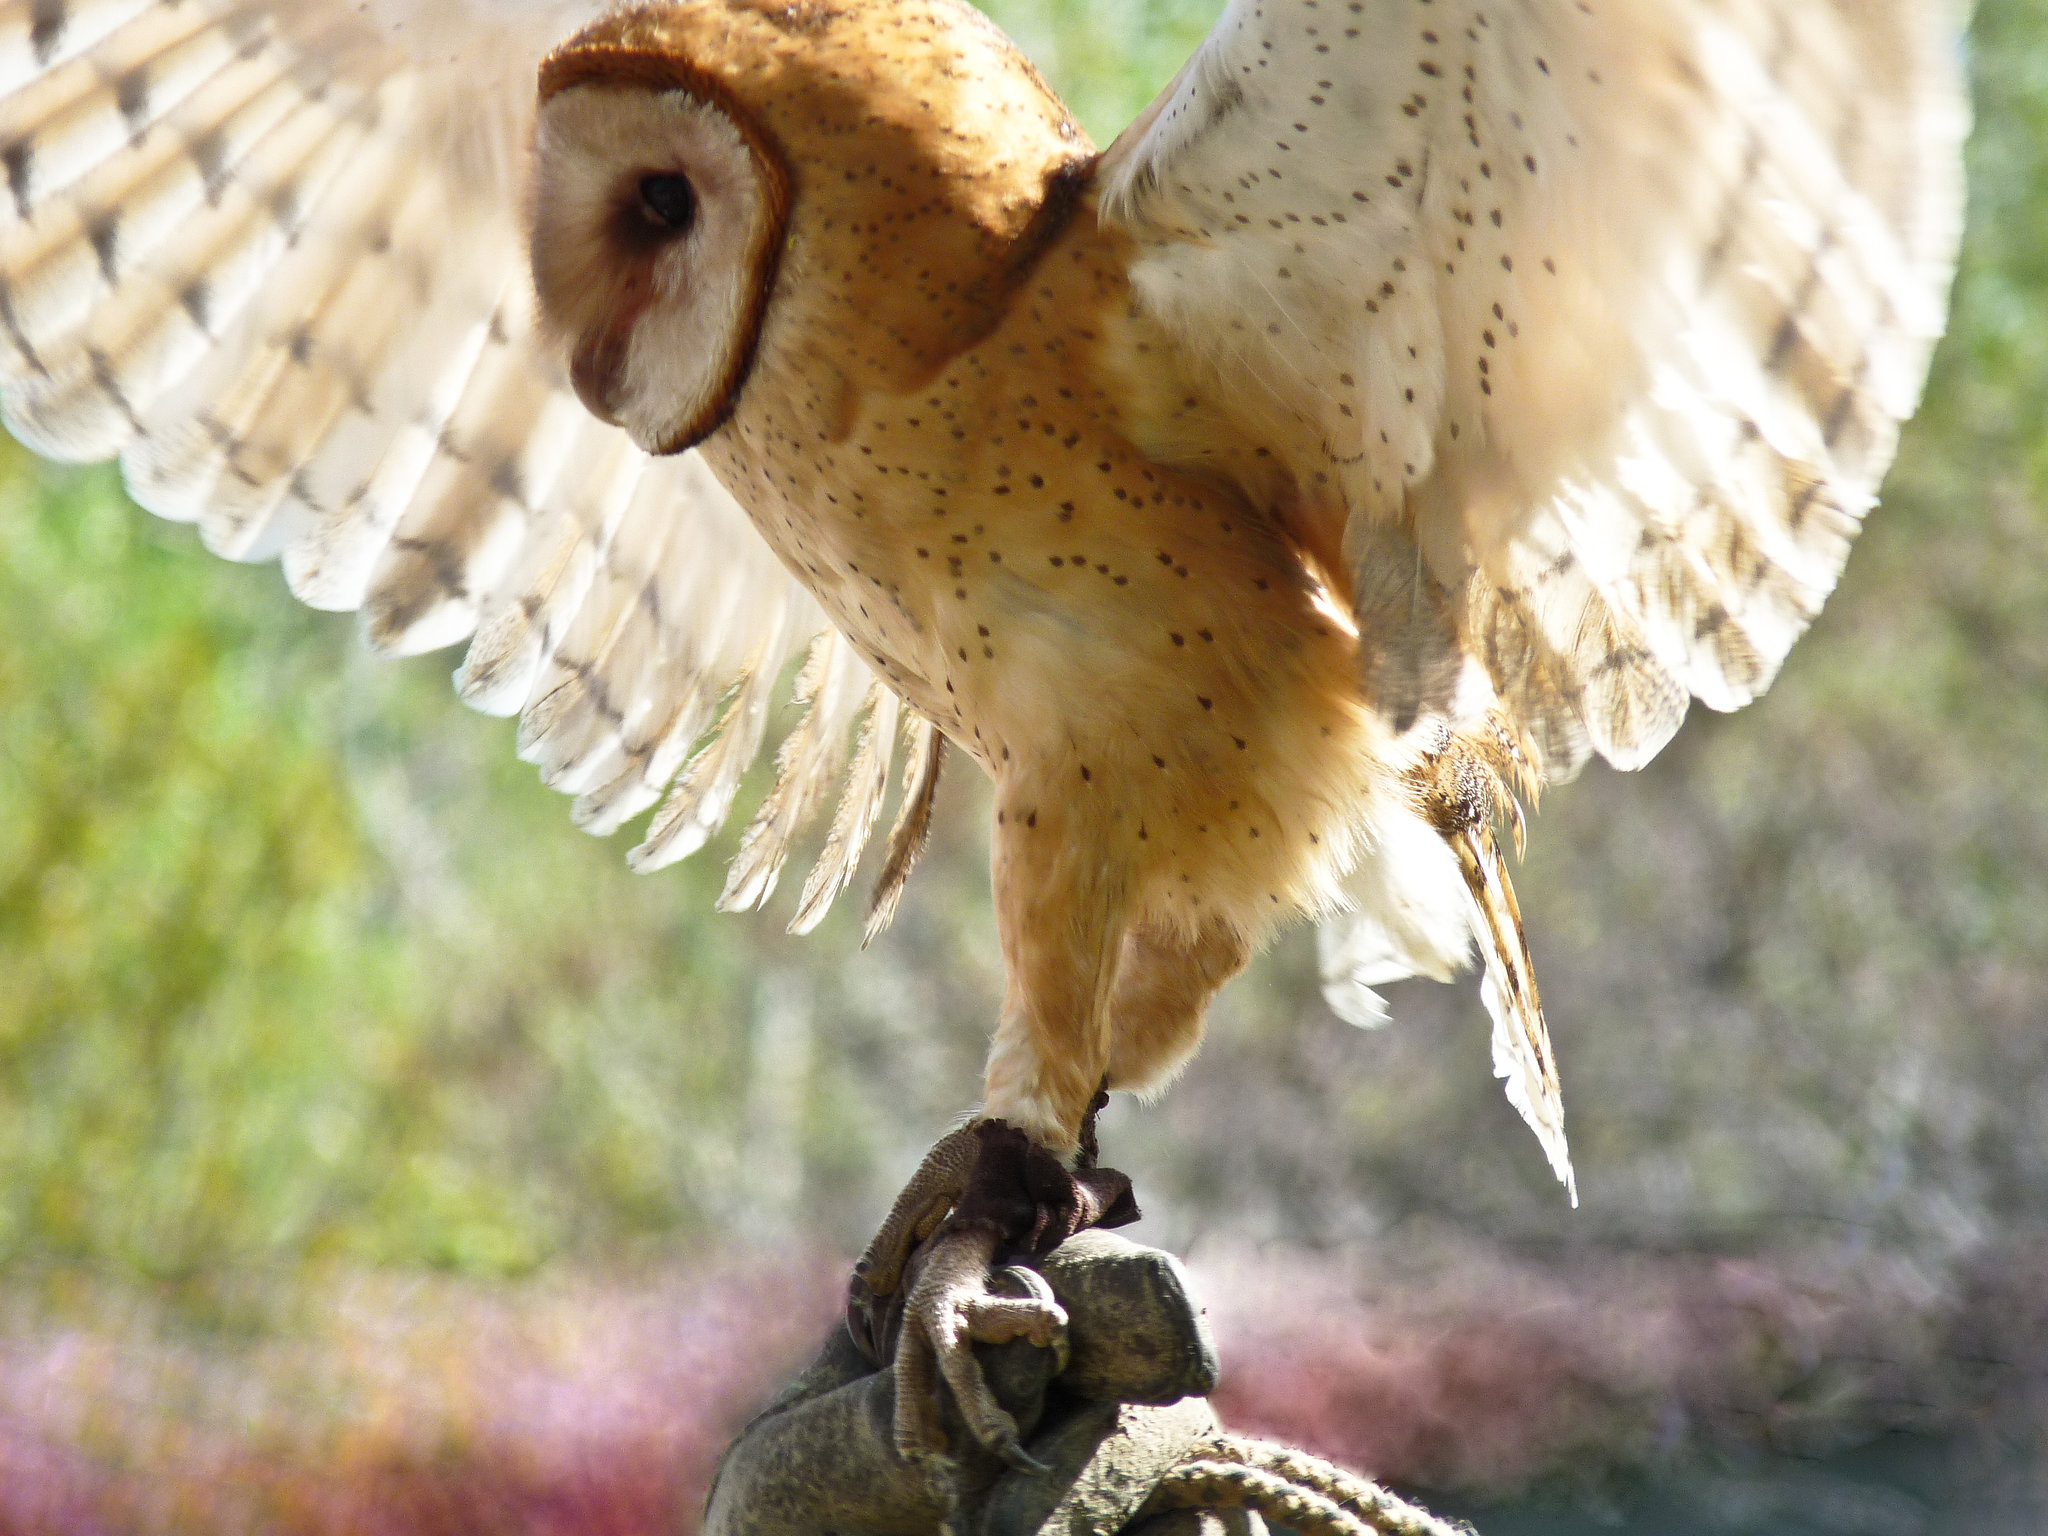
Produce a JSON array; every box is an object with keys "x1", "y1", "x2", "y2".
[{"x1": 2, "y1": 2, "x2": 2045, "y2": 1532}]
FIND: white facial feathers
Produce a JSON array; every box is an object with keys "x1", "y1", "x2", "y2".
[{"x1": 532, "y1": 83, "x2": 781, "y2": 456}]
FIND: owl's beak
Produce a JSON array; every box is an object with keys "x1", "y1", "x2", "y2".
[
  {"x1": 568, "y1": 318, "x2": 708, "y2": 459},
  {"x1": 568, "y1": 327, "x2": 628, "y2": 432}
]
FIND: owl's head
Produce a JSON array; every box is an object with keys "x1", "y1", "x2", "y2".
[
  {"x1": 530, "y1": 1, "x2": 1093, "y2": 458},
  {"x1": 532, "y1": 43, "x2": 789, "y2": 457}
]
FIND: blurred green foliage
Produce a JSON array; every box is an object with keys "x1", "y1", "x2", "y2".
[
  {"x1": 0, "y1": 0, "x2": 2044, "y2": 1311},
  {"x1": 0, "y1": 444, "x2": 931, "y2": 1281},
  {"x1": 975, "y1": 0, "x2": 1215, "y2": 141},
  {"x1": 0, "y1": 454, "x2": 398, "y2": 1275}
]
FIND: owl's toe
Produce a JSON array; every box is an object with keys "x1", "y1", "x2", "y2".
[
  {"x1": 847, "y1": 1111, "x2": 1138, "y2": 1469},
  {"x1": 891, "y1": 1234, "x2": 1069, "y2": 1471}
]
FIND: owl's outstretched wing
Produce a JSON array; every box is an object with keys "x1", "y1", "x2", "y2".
[
  {"x1": 1100, "y1": 0, "x2": 1967, "y2": 780},
  {"x1": 1101, "y1": 0, "x2": 1963, "y2": 1191},
  {"x1": 0, "y1": 0, "x2": 901, "y2": 923}
]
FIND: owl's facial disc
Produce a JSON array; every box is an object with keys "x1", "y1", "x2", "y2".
[{"x1": 532, "y1": 73, "x2": 788, "y2": 456}]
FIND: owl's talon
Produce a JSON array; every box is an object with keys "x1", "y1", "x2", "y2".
[
  {"x1": 848, "y1": 1123, "x2": 985, "y2": 1363},
  {"x1": 853, "y1": 1112, "x2": 1137, "y2": 1468},
  {"x1": 890, "y1": 1223, "x2": 1070, "y2": 1466}
]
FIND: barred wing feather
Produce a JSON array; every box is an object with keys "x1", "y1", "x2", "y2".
[{"x1": 0, "y1": 0, "x2": 903, "y2": 929}]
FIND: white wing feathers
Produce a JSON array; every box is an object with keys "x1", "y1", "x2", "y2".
[
  {"x1": 719, "y1": 630, "x2": 868, "y2": 914},
  {"x1": 1316, "y1": 810, "x2": 1470, "y2": 1028},
  {"x1": 1316, "y1": 794, "x2": 1575, "y2": 1196},
  {"x1": 1102, "y1": 0, "x2": 1967, "y2": 779},
  {"x1": 791, "y1": 682, "x2": 902, "y2": 937},
  {"x1": 0, "y1": 0, "x2": 911, "y2": 932},
  {"x1": 1105, "y1": 0, "x2": 1963, "y2": 1191}
]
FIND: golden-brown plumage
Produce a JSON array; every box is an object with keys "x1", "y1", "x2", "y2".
[
  {"x1": 538, "y1": 2, "x2": 1411, "y2": 1158},
  {"x1": 524, "y1": 0, "x2": 1963, "y2": 1196}
]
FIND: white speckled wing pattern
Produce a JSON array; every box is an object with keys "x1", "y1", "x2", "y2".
[
  {"x1": 0, "y1": 0, "x2": 898, "y2": 927},
  {"x1": 1101, "y1": 0, "x2": 1967, "y2": 779},
  {"x1": 1102, "y1": 0, "x2": 1963, "y2": 1190}
]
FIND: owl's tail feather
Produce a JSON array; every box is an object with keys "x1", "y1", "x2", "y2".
[{"x1": 1453, "y1": 823, "x2": 1576, "y2": 1207}]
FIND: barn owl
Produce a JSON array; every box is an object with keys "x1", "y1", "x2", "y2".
[{"x1": 0, "y1": 0, "x2": 1964, "y2": 1478}]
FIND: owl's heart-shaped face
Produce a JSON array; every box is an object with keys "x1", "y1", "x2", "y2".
[{"x1": 531, "y1": 57, "x2": 788, "y2": 457}]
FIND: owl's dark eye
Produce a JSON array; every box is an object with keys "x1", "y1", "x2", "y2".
[{"x1": 638, "y1": 173, "x2": 697, "y2": 234}]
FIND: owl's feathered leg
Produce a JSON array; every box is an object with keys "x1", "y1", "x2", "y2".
[
  {"x1": 846, "y1": 784, "x2": 1154, "y2": 1467},
  {"x1": 846, "y1": 1098, "x2": 1136, "y2": 1470},
  {"x1": 1104, "y1": 917, "x2": 1251, "y2": 1096}
]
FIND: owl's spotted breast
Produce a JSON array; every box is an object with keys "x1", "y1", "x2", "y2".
[{"x1": 704, "y1": 192, "x2": 1399, "y2": 952}]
